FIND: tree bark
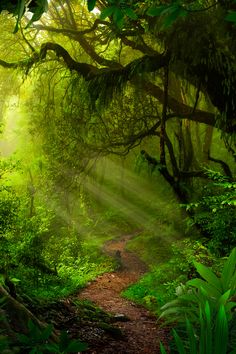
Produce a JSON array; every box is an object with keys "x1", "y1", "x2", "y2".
[{"x1": 0, "y1": 286, "x2": 58, "y2": 340}]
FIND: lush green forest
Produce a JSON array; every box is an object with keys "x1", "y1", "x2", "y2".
[{"x1": 0, "y1": 0, "x2": 236, "y2": 353}]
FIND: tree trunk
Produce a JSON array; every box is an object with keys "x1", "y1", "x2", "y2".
[{"x1": 0, "y1": 286, "x2": 58, "y2": 340}]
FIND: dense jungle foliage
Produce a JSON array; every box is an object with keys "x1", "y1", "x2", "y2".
[{"x1": 0, "y1": 0, "x2": 236, "y2": 353}]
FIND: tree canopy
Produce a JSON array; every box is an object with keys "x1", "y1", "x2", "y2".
[{"x1": 0, "y1": 0, "x2": 236, "y2": 202}]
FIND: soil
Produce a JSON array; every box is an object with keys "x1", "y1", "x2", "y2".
[{"x1": 77, "y1": 232, "x2": 170, "y2": 354}]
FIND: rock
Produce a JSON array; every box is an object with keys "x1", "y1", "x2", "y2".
[{"x1": 112, "y1": 313, "x2": 130, "y2": 322}]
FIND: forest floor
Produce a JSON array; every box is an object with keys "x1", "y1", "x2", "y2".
[{"x1": 76, "y1": 232, "x2": 170, "y2": 353}]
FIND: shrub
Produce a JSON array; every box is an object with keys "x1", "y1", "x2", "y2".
[{"x1": 159, "y1": 248, "x2": 236, "y2": 353}]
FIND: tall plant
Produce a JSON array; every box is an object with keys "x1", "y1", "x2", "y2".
[{"x1": 159, "y1": 248, "x2": 236, "y2": 353}]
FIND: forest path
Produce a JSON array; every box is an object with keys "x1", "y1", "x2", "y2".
[{"x1": 78, "y1": 232, "x2": 169, "y2": 353}]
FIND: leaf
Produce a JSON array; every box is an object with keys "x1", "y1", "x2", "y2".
[
  {"x1": 26, "y1": 0, "x2": 48, "y2": 28},
  {"x1": 173, "y1": 329, "x2": 186, "y2": 354},
  {"x1": 164, "y1": 7, "x2": 187, "y2": 26},
  {"x1": 44, "y1": 343, "x2": 60, "y2": 352},
  {"x1": 187, "y1": 278, "x2": 221, "y2": 299},
  {"x1": 204, "y1": 301, "x2": 212, "y2": 354},
  {"x1": 14, "y1": 0, "x2": 25, "y2": 33},
  {"x1": 17, "y1": 333, "x2": 30, "y2": 345},
  {"x1": 147, "y1": 6, "x2": 167, "y2": 17},
  {"x1": 87, "y1": 0, "x2": 96, "y2": 12},
  {"x1": 160, "y1": 341, "x2": 168, "y2": 354},
  {"x1": 214, "y1": 305, "x2": 228, "y2": 354},
  {"x1": 113, "y1": 8, "x2": 124, "y2": 24},
  {"x1": 40, "y1": 324, "x2": 53, "y2": 341},
  {"x1": 28, "y1": 319, "x2": 35, "y2": 333},
  {"x1": 225, "y1": 11, "x2": 236, "y2": 23},
  {"x1": 193, "y1": 261, "x2": 222, "y2": 292},
  {"x1": 225, "y1": 301, "x2": 236, "y2": 314},
  {"x1": 100, "y1": 6, "x2": 116, "y2": 20},
  {"x1": 199, "y1": 308, "x2": 204, "y2": 354},
  {"x1": 0, "y1": 296, "x2": 6, "y2": 305},
  {"x1": 123, "y1": 8, "x2": 138, "y2": 20},
  {"x1": 27, "y1": 320, "x2": 41, "y2": 340},
  {"x1": 218, "y1": 289, "x2": 231, "y2": 307},
  {"x1": 160, "y1": 299, "x2": 183, "y2": 311},
  {"x1": 29, "y1": 349, "x2": 38, "y2": 354},
  {"x1": 186, "y1": 319, "x2": 197, "y2": 354},
  {"x1": 64, "y1": 339, "x2": 88, "y2": 352},
  {"x1": 221, "y1": 247, "x2": 236, "y2": 290},
  {"x1": 10, "y1": 277, "x2": 21, "y2": 283},
  {"x1": 59, "y1": 331, "x2": 70, "y2": 351}
]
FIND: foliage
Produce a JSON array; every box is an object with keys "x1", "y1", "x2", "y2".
[
  {"x1": 0, "y1": 313, "x2": 87, "y2": 354},
  {"x1": 160, "y1": 247, "x2": 236, "y2": 324},
  {"x1": 0, "y1": 0, "x2": 48, "y2": 32},
  {"x1": 123, "y1": 238, "x2": 219, "y2": 312},
  {"x1": 159, "y1": 248, "x2": 236, "y2": 353},
  {"x1": 4, "y1": 0, "x2": 236, "y2": 32},
  {"x1": 186, "y1": 171, "x2": 236, "y2": 255},
  {"x1": 0, "y1": 157, "x2": 116, "y2": 300},
  {"x1": 160, "y1": 303, "x2": 233, "y2": 354},
  {"x1": 17, "y1": 320, "x2": 87, "y2": 354},
  {"x1": 0, "y1": 1, "x2": 235, "y2": 352},
  {"x1": 86, "y1": 0, "x2": 236, "y2": 29}
]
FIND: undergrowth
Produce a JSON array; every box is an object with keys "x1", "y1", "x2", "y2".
[{"x1": 122, "y1": 236, "x2": 222, "y2": 313}]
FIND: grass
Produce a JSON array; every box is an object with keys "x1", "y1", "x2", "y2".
[
  {"x1": 122, "y1": 225, "x2": 217, "y2": 314},
  {"x1": 122, "y1": 227, "x2": 184, "y2": 312}
]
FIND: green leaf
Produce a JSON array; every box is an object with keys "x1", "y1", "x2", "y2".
[
  {"x1": 14, "y1": 0, "x2": 25, "y2": 33},
  {"x1": 218, "y1": 289, "x2": 231, "y2": 307},
  {"x1": 161, "y1": 7, "x2": 187, "y2": 29},
  {"x1": 10, "y1": 277, "x2": 21, "y2": 283},
  {"x1": 199, "y1": 308, "x2": 205, "y2": 354},
  {"x1": 87, "y1": 0, "x2": 96, "y2": 12},
  {"x1": 159, "y1": 306, "x2": 195, "y2": 320},
  {"x1": 113, "y1": 8, "x2": 124, "y2": 24},
  {"x1": 147, "y1": 6, "x2": 167, "y2": 17},
  {"x1": 40, "y1": 324, "x2": 53, "y2": 341},
  {"x1": 187, "y1": 278, "x2": 221, "y2": 299},
  {"x1": 59, "y1": 331, "x2": 70, "y2": 351},
  {"x1": 100, "y1": 6, "x2": 116, "y2": 20},
  {"x1": 160, "y1": 299, "x2": 183, "y2": 311},
  {"x1": 64, "y1": 339, "x2": 88, "y2": 352},
  {"x1": 123, "y1": 8, "x2": 138, "y2": 20},
  {"x1": 28, "y1": 319, "x2": 35, "y2": 333},
  {"x1": 160, "y1": 341, "x2": 168, "y2": 354},
  {"x1": 225, "y1": 301, "x2": 236, "y2": 313},
  {"x1": 29, "y1": 349, "x2": 39, "y2": 354},
  {"x1": 44, "y1": 343, "x2": 60, "y2": 352},
  {"x1": 225, "y1": 11, "x2": 236, "y2": 23},
  {"x1": 193, "y1": 261, "x2": 222, "y2": 292},
  {"x1": 221, "y1": 247, "x2": 236, "y2": 290},
  {"x1": 17, "y1": 333, "x2": 30, "y2": 345},
  {"x1": 173, "y1": 329, "x2": 186, "y2": 354},
  {"x1": 214, "y1": 305, "x2": 228, "y2": 354},
  {"x1": 186, "y1": 319, "x2": 197, "y2": 354},
  {"x1": 205, "y1": 301, "x2": 212, "y2": 354},
  {"x1": 25, "y1": 0, "x2": 48, "y2": 29},
  {"x1": 27, "y1": 320, "x2": 41, "y2": 340}
]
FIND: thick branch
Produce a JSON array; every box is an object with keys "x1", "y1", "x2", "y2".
[
  {"x1": 0, "y1": 42, "x2": 231, "y2": 132},
  {"x1": 34, "y1": 23, "x2": 120, "y2": 68},
  {"x1": 40, "y1": 42, "x2": 99, "y2": 77},
  {"x1": 34, "y1": 20, "x2": 110, "y2": 36},
  {"x1": 208, "y1": 153, "x2": 233, "y2": 179}
]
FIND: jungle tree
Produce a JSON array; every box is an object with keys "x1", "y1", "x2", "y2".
[{"x1": 0, "y1": 0, "x2": 235, "y2": 203}]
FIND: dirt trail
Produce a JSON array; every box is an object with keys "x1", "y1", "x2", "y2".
[{"x1": 78, "y1": 232, "x2": 169, "y2": 353}]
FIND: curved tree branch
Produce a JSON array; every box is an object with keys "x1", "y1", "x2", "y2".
[{"x1": 0, "y1": 42, "x2": 231, "y2": 132}]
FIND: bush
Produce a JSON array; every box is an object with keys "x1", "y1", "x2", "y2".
[
  {"x1": 186, "y1": 171, "x2": 236, "y2": 256},
  {"x1": 159, "y1": 248, "x2": 236, "y2": 353}
]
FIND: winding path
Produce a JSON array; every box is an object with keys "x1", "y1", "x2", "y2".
[{"x1": 78, "y1": 233, "x2": 169, "y2": 353}]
